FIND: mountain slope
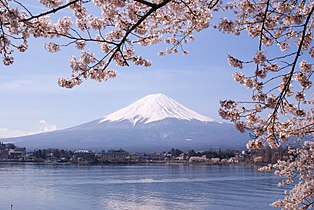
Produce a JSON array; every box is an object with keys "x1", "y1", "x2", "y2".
[{"x1": 7, "y1": 94, "x2": 248, "y2": 151}]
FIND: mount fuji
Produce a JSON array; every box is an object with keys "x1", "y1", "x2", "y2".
[
  {"x1": 100, "y1": 93, "x2": 214, "y2": 125},
  {"x1": 8, "y1": 93, "x2": 248, "y2": 151}
]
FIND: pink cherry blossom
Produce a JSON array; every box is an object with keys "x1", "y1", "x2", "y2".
[{"x1": 0, "y1": 0, "x2": 313, "y2": 208}]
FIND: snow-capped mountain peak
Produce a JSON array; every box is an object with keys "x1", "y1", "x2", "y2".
[{"x1": 99, "y1": 93, "x2": 214, "y2": 125}]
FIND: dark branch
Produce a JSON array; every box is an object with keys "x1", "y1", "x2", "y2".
[{"x1": 21, "y1": 0, "x2": 81, "y2": 22}]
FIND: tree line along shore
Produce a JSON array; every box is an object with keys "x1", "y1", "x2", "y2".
[{"x1": 0, "y1": 142, "x2": 288, "y2": 165}]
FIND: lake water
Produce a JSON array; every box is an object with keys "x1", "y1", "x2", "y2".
[{"x1": 0, "y1": 164, "x2": 284, "y2": 210}]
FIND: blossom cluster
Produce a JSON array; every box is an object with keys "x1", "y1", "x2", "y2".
[
  {"x1": 39, "y1": 0, "x2": 64, "y2": 8},
  {"x1": 219, "y1": 0, "x2": 313, "y2": 208},
  {"x1": 0, "y1": 0, "x2": 313, "y2": 208},
  {"x1": 220, "y1": 0, "x2": 314, "y2": 149},
  {"x1": 259, "y1": 142, "x2": 314, "y2": 209},
  {"x1": 0, "y1": 0, "x2": 218, "y2": 87}
]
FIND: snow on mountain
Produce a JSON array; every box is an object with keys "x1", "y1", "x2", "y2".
[
  {"x1": 7, "y1": 93, "x2": 248, "y2": 151},
  {"x1": 99, "y1": 93, "x2": 214, "y2": 125}
]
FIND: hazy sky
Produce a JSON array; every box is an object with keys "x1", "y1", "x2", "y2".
[{"x1": 0, "y1": 23, "x2": 256, "y2": 138}]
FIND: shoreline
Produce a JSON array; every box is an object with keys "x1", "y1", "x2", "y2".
[{"x1": 0, "y1": 160, "x2": 261, "y2": 167}]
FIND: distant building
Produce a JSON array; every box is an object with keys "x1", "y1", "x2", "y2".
[
  {"x1": 9, "y1": 147, "x2": 26, "y2": 160},
  {"x1": 210, "y1": 158, "x2": 220, "y2": 164},
  {"x1": 72, "y1": 149, "x2": 94, "y2": 162},
  {"x1": 0, "y1": 150, "x2": 9, "y2": 160},
  {"x1": 0, "y1": 142, "x2": 26, "y2": 160},
  {"x1": 74, "y1": 149, "x2": 92, "y2": 154},
  {"x1": 176, "y1": 153, "x2": 188, "y2": 161},
  {"x1": 101, "y1": 149, "x2": 129, "y2": 161},
  {"x1": 189, "y1": 155, "x2": 208, "y2": 163}
]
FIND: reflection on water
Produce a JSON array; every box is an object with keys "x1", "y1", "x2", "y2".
[{"x1": 0, "y1": 164, "x2": 282, "y2": 210}]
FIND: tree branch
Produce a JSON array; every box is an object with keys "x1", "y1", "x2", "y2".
[{"x1": 21, "y1": 0, "x2": 81, "y2": 22}]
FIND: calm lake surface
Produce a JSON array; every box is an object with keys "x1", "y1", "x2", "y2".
[{"x1": 0, "y1": 164, "x2": 284, "y2": 210}]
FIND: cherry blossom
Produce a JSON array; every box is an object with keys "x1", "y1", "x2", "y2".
[{"x1": 0, "y1": 0, "x2": 313, "y2": 208}]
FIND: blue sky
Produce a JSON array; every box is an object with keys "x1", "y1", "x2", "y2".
[{"x1": 0, "y1": 26, "x2": 256, "y2": 138}]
